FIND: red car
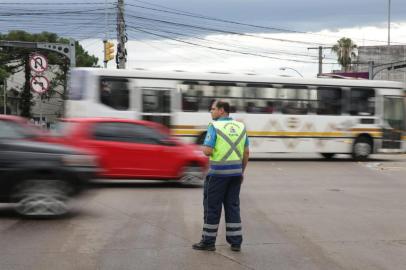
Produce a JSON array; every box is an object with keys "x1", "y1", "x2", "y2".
[{"x1": 44, "y1": 118, "x2": 208, "y2": 183}]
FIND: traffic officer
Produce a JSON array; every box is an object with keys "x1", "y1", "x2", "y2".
[{"x1": 193, "y1": 100, "x2": 249, "y2": 252}]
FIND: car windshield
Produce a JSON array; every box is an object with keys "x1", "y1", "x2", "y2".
[
  {"x1": 0, "y1": 120, "x2": 30, "y2": 139},
  {"x1": 49, "y1": 121, "x2": 78, "y2": 137}
]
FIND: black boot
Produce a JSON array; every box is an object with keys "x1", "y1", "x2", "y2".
[
  {"x1": 192, "y1": 241, "x2": 216, "y2": 251},
  {"x1": 230, "y1": 244, "x2": 241, "y2": 252}
]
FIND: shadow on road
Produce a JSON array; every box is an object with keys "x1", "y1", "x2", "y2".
[
  {"x1": 0, "y1": 205, "x2": 85, "y2": 220},
  {"x1": 250, "y1": 157, "x2": 398, "y2": 162},
  {"x1": 90, "y1": 180, "x2": 203, "y2": 189}
]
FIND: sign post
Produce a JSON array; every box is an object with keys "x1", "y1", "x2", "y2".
[
  {"x1": 30, "y1": 75, "x2": 50, "y2": 128},
  {"x1": 29, "y1": 53, "x2": 49, "y2": 128}
]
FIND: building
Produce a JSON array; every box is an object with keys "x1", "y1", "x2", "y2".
[
  {"x1": 355, "y1": 45, "x2": 406, "y2": 82},
  {"x1": 2, "y1": 66, "x2": 64, "y2": 128}
]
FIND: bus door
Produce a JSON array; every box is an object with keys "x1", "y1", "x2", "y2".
[
  {"x1": 382, "y1": 96, "x2": 405, "y2": 150},
  {"x1": 140, "y1": 87, "x2": 172, "y2": 127}
]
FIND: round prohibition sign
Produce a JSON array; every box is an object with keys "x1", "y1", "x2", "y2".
[
  {"x1": 29, "y1": 53, "x2": 48, "y2": 73},
  {"x1": 30, "y1": 76, "x2": 50, "y2": 94}
]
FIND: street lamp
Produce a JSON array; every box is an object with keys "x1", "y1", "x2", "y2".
[{"x1": 279, "y1": 67, "x2": 304, "y2": 78}]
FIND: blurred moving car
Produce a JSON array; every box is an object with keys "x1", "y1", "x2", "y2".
[
  {"x1": 0, "y1": 115, "x2": 97, "y2": 217},
  {"x1": 44, "y1": 118, "x2": 208, "y2": 183}
]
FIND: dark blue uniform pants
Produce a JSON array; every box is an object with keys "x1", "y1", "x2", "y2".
[{"x1": 201, "y1": 175, "x2": 242, "y2": 245}]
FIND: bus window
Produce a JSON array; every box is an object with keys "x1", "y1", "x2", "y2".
[
  {"x1": 99, "y1": 78, "x2": 130, "y2": 110},
  {"x1": 180, "y1": 84, "x2": 199, "y2": 112},
  {"x1": 244, "y1": 86, "x2": 278, "y2": 114},
  {"x1": 207, "y1": 85, "x2": 243, "y2": 113},
  {"x1": 279, "y1": 85, "x2": 309, "y2": 115},
  {"x1": 142, "y1": 89, "x2": 171, "y2": 113},
  {"x1": 180, "y1": 84, "x2": 244, "y2": 112},
  {"x1": 350, "y1": 88, "x2": 375, "y2": 116},
  {"x1": 384, "y1": 97, "x2": 405, "y2": 130},
  {"x1": 244, "y1": 87, "x2": 261, "y2": 113},
  {"x1": 317, "y1": 87, "x2": 342, "y2": 115},
  {"x1": 180, "y1": 84, "x2": 202, "y2": 112}
]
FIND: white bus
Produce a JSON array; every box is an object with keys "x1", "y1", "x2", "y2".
[{"x1": 66, "y1": 68, "x2": 406, "y2": 159}]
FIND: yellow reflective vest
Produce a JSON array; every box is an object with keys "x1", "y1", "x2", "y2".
[{"x1": 208, "y1": 120, "x2": 246, "y2": 176}]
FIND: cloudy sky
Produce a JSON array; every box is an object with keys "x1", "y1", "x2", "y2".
[
  {"x1": 141, "y1": 0, "x2": 406, "y2": 30},
  {"x1": 1, "y1": 0, "x2": 406, "y2": 77}
]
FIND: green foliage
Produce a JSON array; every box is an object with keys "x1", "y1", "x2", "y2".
[
  {"x1": 0, "y1": 30, "x2": 99, "y2": 117},
  {"x1": 332, "y1": 37, "x2": 357, "y2": 72},
  {"x1": 0, "y1": 68, "x2": 9, "y2": 81}
]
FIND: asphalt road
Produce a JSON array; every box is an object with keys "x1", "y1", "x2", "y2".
[{"x1": 0, "y1": 154, "x2": 405, "y2": 270}]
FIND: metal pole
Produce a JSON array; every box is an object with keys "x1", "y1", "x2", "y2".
[
  {"x1": 39, "y1": 94, "x2": 43, "y2": 128},
  {"x1": 318, "y1": 46, "x2": 323, "y2": 76},
  {"x1": 388, "y1": 0, "x2": 391, "y2": 46},
  {"x1": 104, "y1": 0, "x2": 108, "y2": 68},
  {"x1": 117, "y1": 0, "x2": 126, "y2": 69},
  {"x1": 368, "y1": 61, "x2": 374, "y2": 80},
  {"x1": 105, "y1": 0, "x2": 108, "y2": 42},
  {"x1": 3, "y1": 79, "x2": 6, "y2": 115},
  {"x1": 103, "y1": 40, "x2": 108, "y2": 68},
  {"x1": 308, "y1": 46, "x2": 331, "y2": 77},
  {"x1": 69, "y1": 38, "x2": 76, "y2": 67}
]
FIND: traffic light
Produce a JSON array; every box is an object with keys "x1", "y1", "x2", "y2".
[{"x1": 104, "y1": 41, "x2": 115, "y2": 62}]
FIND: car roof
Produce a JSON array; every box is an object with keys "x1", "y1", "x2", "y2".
[
  {"x1": 0, "y1": 115, "x2": 28, "y2": 123},
  {"x1": 61, "y1": 117, "x2": 168, "y2": 130}
]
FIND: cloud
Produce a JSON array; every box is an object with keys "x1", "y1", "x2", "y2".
[{"x1": 81, "y1": 22, "x2": 406, "y2": 78}]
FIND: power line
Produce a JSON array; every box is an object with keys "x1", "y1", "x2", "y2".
[
  {"x1": 126, "y1": 0, "x2": 406, "y2": 45},
  {"x1": 125, "y1": 14, "x2": 326, "y2": 46},
  {"x1": 130, "y1": 27, "x2": 338, "y2": 64},
  {"x1": 125, "y1": 2, "x2": 304, "y2": 35},
  {"x1": 125, "y1": 9, "x2": 321, "y2": 52},
  {"x1": 0, "y1": 2, "x2": 111, "y2": 5},
  {"x1": 0, "y1": 8, "x2": 110, "y2": 16},
  {"x1": 126, "y1": 24, "x2": 325, "y2": 60}
]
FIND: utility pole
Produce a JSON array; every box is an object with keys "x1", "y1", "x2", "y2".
[
  {"x1": 3, "y1": 79, "x2": 6, "y2": 115},
  {"x1": 308, "y1": 46, "x2": 332, "y2": 76},
  {"x1": 368, "y1": 61, "x2": 374, "y2": 80},
  {"x1": 104, "y1": 0, "x2": 108, "y2": 68},
  {"x1": 388, "y1": 0, "x2": 391, "y2": 46},
  {"x1": 116, "y1": 0, "x2": 127, "y2": 69}
]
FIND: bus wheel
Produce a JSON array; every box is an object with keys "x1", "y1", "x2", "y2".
[
  {"x1": 196, "y1": 132, "x2": 207, "y2": 145},
  {"x1": 352, "y1": 137, "x2": 372, "y2": 161},
  {"x1": 320, "y1": 153, "x2": 335, "y2": 159}
]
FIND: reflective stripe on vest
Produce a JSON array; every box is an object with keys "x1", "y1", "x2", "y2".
[{"x1": 208, "y1": 120, "x2": 246, "y2": 176}]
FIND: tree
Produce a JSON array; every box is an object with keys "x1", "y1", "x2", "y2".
[
  {"x1": 332, "y1": 37, "x2": 357, "y2": 72},
  {"x1": 0, "y1": 30, "x2": 99, "y2": 117}
]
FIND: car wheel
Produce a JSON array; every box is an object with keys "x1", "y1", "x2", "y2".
[
  {"x1": 13, "y1": 180, "x2": 70, "y2": 217},
  {"x1": 320, "y1": 153, "x2": 335, "y2": 159},
  {"x1": 179, "y1": 165, "x2": 204, "y2": 184},
  {"x1": 352, "y1": 137, "x2": 373, "y2": 161}
]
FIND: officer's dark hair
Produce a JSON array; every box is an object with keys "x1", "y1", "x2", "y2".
[{"x1": 214, "y1": 100, "x2": 230, "y2": 114}]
